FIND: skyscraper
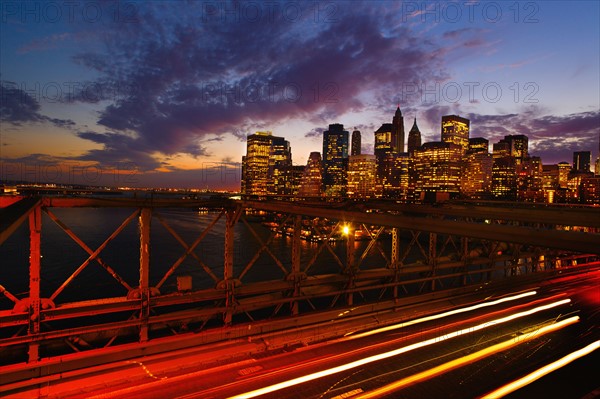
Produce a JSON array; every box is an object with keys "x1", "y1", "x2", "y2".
[
  {"x1": 573, "y1": 151, "x2": 591, "y2": 172},
  {"x1": 495, "y1": 135, "x2": 529, "y2": 162},
  {"x1": 407, "y1": 117, "x2": 422, "y2": 156},
  {"x1": 413, "y1": 142, "x2": 462, "y2": 199},
  {"x1": 351, "y1": 129, "x2": 361, "y2": 156},
  {"x1": 299, "y1": 152, "x2": 323, "y2": 197},
  {"x1": 558, "y1": 162, "x2": 571, "y2": 188},
  {"x1": 347, "y1": 154, "x2": 377, "y2": 198},
  {"x1": 441, "y1": 115, "x2": 470, "y2": 155},
  {"x1": 491, "y1": 157, "x2": 517, "y2": 200},
  {"x1": 268, "y1": 136, "x2": 292, "y2": 195},
  {"x1": 491, "y1": 135, "x2": 530, "y2": 200},
  {"x1": 374, "y1": 123, "x2": 398, "y2": 195},
  {"x1": 392, "y1": 106, "x2": 405, "y2": 153},
  {"x1": 516, "y1": 156, "x2": 543, "y2": 202},
  {"x1": 241, "y1": 131, "x2": 292, "y2": 196},
  {"x1": 241, "y1": 131, "x2": 273, "y2": 195},
  {"x1": 322, "y1": 124, "x2": 349, "y2": 196},
  {"x1": 468, "y1": 137, "x2": 489, "y2": 153}
]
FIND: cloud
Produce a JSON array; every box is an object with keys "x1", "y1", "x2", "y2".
[
  {"x1": 0, "y1": 81, "x2": 75, "y2": 128},
  {"x1": 465, "y1": 109, "x2": 600, "y2": 163},
  {"x1": 304, "y1": 127, "x2": 325, "y2": 139},
  {"x1": 67, "y1": 2, "x2": 448, "y2": 163},
  {"x1": 75, "y1": 131, "x2": 162, "y2": 171},
  {"x1": 18, "y1": 32, "x2": 72, "y2": 54}
]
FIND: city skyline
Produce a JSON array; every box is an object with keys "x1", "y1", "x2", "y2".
[
  {"x1": 1, "y1": 1, "x2": 599, "y2": 189},
  {"x1": 241, "y1": 108, "x2": 599, "y2": 204}
]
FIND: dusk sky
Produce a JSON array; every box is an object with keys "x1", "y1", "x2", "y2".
[{"x1": 1, "y1": 1, "x2": 599, "y2": 190}]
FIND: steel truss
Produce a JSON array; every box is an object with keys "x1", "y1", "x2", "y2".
[{"x1": 0, "y1": 196, "x2": 598, "y2": 370}]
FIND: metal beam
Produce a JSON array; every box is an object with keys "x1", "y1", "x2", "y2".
[
  {"x1": 28, "y1": 204, "x2": 41, "y2": 363},
  {"x1": 0, "y1": 197, "x2": 40, "y2": 246},
  {"x1": 242, "y1": 200, "x2": 600, "y2": 254}
]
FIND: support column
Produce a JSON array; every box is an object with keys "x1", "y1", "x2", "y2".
[
  {"x1": 139, "y1": 208, "x2": 151, "y2": 343},
  {"x1": 28, "y1": 205, "x2": 41, "y2": 363},
  {"x1": 223, "y1": 208, "x2": 235, "y2": 325},
  {"x1": 345, "y1": 224, "x2": 355, "y2": 306}
]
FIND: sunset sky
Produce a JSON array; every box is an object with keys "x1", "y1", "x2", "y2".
[{"x1": 1, "y1": 1, "x2": 599, "y2": 190}]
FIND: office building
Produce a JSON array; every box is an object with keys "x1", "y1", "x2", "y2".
[
  {"x1": 413, "y1": 142, "x2": 462, "y2": 199},
  {"x1": 299, "y1": 152, "x2": 323, "y2": 197},
  {"x1": 351, "y1": 129, "x2": 361, "y2": 156},
  {"x1": 322, "y1": 124, "x2": 349, "y2": 196},
  {"x1": 573, "y1": 151, "x2": 591, "y2": 172},
  {"x1": 241, "y1": 131, "x2": 274, "y2": 195},
  {"x1": 407, "y1": 117, "x2": 422, "y2": 156},
  {"x1": 441, "y1": 115, "x2": 470, "y2": 155},
  {"x1": 347, "y1": 154, "x2": 378, "y2": 198}
]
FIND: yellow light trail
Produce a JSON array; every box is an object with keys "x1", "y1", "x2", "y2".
[
  {"x1": 346, "y1": 290, "x2": 538, "y2": 340},
  {"x1": 480, "y1": 339, "x2": 600, "y2": 399},
  {"x1": 354, "y1": 316, "x2": 580, "y2": 399},
  {"x1": 228, "y1": 297, "x2": 569, "y2": 399}
]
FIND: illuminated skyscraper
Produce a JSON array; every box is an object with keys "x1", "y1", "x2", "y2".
[
  {"x1": 299, "y1": 152, "x2": 323, "y2": 197},
  {"x1": 461, "y1": 137, "x2": 492, "y2": 199},
  {"x1": 241, "y1": 131, "x2": 292, "y2": 196},
  {"x1": 268, "y1": 136, "x2": 292, "y2": 195},
  {"x1": 581, "y1": 176, "x2": 600, "y2": 204},
  {"x1": 495, "y1": 135, "x2": 529, "y2": 163},
  {"x1": 392, "y1": 106, "x2": 405, "y2": 153},
  {"x1": 374, "y1": 123, "x2": 396, "y2": 194},
  {"x1": 241, "y1": 131, "x2": 274, "y2": 195},
  {"x1": 492, "y1": 141, "x2": 511, "y2": 160},
  {"x1": 542, "y1": 164, "x2": 560, "y2": 189},
  {"x1": 395, "y1": 153, "x2": 411, "y2": 200},
  {"x1": 491, "y1": 157, "x2": 517, "y2": 200},
  {"x1": 491, "y1": 135, "x2": 530, "y2": 200},
  {"x1": 468, "y1": 137, "x2": 489, "y2": 153},
  {"x1": 558, "y1": 162, "x2": 571, "y2": 188},
  {"x1": 347, "y1": 154, "x2": 377, "y2": 198},
  {"x1": 413, "y1": 142, "x2": 462, "y2": 199},
  {"x1": 516, "y1": 156, "x2": 543, "y2": 202},
  {"x1": 462, "y1": 152, "x2": 492, "y2": 199},
  {"x1": 322, "y1": 124, "x2": 349, "y2": 196},
  {"x1": 407, "y1": 117, "x2": 421, "y2": 156},
  {"x1": 573, "y1": 151, "x2": 591, "y2": 172},
  {"x1": 290, "y1": 165, "x2": 305, "y2": 196},
  {"x1": 351, "y1": 129, "x2": 361, "y2": 156},
  {"x1": 441, "y1": 115, "x2": 470, "y2": 155}
]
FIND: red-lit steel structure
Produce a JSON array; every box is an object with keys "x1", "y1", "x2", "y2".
[{"x1": 0, "y1": 196, "x2": 598, "y2": 386}]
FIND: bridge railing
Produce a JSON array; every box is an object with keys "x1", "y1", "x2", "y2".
[{"x1": 0, "y1": 196, "x2": 598, "y2": 366}]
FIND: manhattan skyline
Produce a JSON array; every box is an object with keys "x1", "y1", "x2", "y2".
[{"x1": 1, "y1": 1, "x2": 599, "y2": 190}]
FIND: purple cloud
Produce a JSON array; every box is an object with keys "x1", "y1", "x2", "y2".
[
  {"x1": 465, "y1": 110, "x2": 600, "y2": 163},
  {"x1": 0, "y1": 81, "x2": 75, "y2": 128},
  {"x1": 67, "y1": 2, "x2": 448, "y2": 163}
]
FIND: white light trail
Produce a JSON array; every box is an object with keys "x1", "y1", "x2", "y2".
[
  {"x1": 481, "y1": 339, "x2": 600, "y2": 399},
  {"x1": 228, "y1": 297, "x2": 570, "y2": 399},
  {"x1": 346, "y1": 290, "x2": 538, "y2": 339},
  {"x1": 354, "y1": 316, "x2": 580, "y2": 399}
]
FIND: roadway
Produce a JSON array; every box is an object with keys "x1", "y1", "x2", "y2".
[{"x1": 16, "y1": 266, "x2": 596, "y2": 399}]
